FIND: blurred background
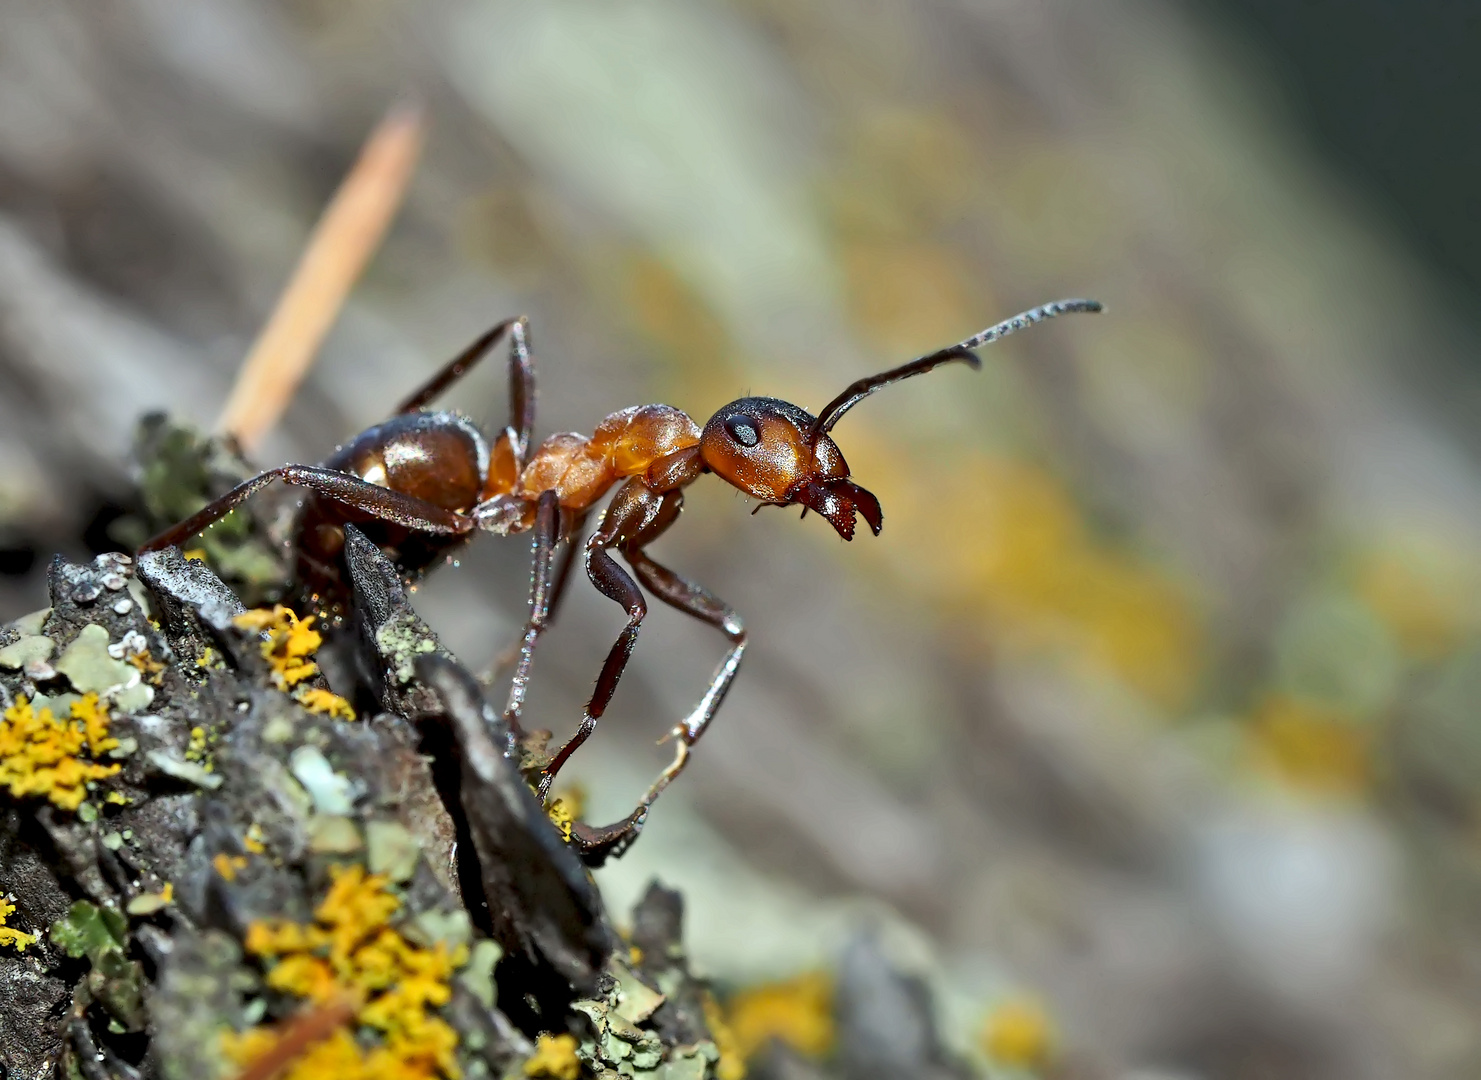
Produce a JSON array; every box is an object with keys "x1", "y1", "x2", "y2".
[{"x1": 1, "y1": 0, "x2": 1479, "y2": 1076}]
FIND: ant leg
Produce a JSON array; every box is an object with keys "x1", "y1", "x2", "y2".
[
  {"x1": 503, "y1": 491, "x2": 561, "y2": 733},
  {"x1": 396, "y1": 316, "x2": 535, "y2": 456},
  {"x1": 538, "y1": 543, "x2": 646, "y2": 797},
  {"x1": 544, "y1": 511, "x2": 588, "y2": 629},
  {"x1": 485, "y1": 509, "x2": 585, "y2": 689},
  {"x1": 139, "y1": 465, "x2": 472, "y2": 552},
  {"x1": 506, "y1": 316, "x2": 536, "y2": 458},
  {"x1": 539, "y1": 481, "x2": 676, "y2": 797},
  {"x1": 624, "y1": 549, "x2": 746, "y2": 807}
]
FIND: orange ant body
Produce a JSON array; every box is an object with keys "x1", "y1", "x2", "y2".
[{"x1": 142, "y1": 299, "x2": 1101, "y2": 827}]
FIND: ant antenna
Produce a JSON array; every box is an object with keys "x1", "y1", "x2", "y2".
[{"x1": 806, "y1": 297, "x2": 1104, "y2": 441}]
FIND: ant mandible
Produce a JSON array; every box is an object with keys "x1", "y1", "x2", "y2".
[{"x1": 141, "y1": 298, "x2": 1101, "y2": 825}]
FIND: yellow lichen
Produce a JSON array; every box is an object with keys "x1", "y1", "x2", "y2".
[
  {"x1": 295, "y1": 687, "x2": 357, "y2": 721},
  {"x1": 0, "y1": 694, "x2": 121, "y2": 811},
  {"x1": 0, "y1": 897, "x2": 36, "y2": 951},
  {"x1": 232, "y1": 607, "x2": 357, "y2": 721},
  {"x1": 69, "y1": 693, "x2": 120, "y2": 756},
  {"x1": 544, "y1": 786, "x2": 585, "y2": 843},
  {"x1": 545, "y1": 799, "x2": 576, "y2": 842},
  {"x1": 234, "y1": 606, "x2": 325, "y2": 691},
  {"x1": 979, "y1": 995, "x2": 1055, "y2": 1070},
  {"x1": 523, "y1": 1033, "x2": 580, "y2": 1080},
  {"x1": 725, "y1": 971, "x2": 834, "y2": 1061},
  {"x1": 702, "y1": 992, "x2": 747, "y2": 1080},
  {"x1": 226, "y1": 864, "x2": 468, "y2": 1080},
  {"x1": 127, "y1": 649, "x2": 167, "y2": 681}
]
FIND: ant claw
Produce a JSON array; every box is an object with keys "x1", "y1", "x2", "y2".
[{"x1": 572, "y1": 807, "x2": 647, "y2": 867}]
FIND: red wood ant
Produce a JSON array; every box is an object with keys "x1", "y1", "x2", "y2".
[{"x1": 141, "y1": 298, "x2": 1101, "y2": 822}]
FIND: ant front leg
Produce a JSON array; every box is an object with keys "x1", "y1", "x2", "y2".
[
  {"x1": 539, "y1": 480, "x2": 679, "y2": 797},
  {"x1": 624, "y1": 548, "x2": 746, "y2": 808},
  {"x1": 503, "y1": 490, "x2": 561, "y2": 735},
  {"x1": 139, "y1": 465, "x2": 473, "y2": 552}
]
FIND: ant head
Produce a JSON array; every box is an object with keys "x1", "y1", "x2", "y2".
[{"x1": 700, "y1": 397, "x2": 882, "y2": 541}]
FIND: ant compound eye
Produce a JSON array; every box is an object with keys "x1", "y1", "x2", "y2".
[{"x1": 724, "y1": 414, "x2": 761, "y2": 448}]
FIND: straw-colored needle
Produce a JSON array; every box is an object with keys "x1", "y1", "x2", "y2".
[{"x1": 216, "y1": 102, "x2": 425, "y2": 451}]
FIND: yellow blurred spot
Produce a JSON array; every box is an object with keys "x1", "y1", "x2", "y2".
[
  {"x1": 840, "y1": 241, "x2": 977, "y2": 360},
  {"x1": 1248, "y1": 694, "x2": 1370, "y2": 798},
  {"x1": 702, "y1": 992, "x2": 747, "y2": 1080},
  {"x1": 725, "y1": 971, "x2": 834, "y2": 1061},
  {"x1": 524, "y1": 1033, "x2": 580, "y2": 1080},
  {"x1": 979, "y1": 995, "x2": 1055, "y2": 1070},
  {"x1": 182, "y1": 548, "x2": 207, "y2": 562},
  {"x1": 214, "y1": 853, "x2": 248, "y2": 881},
  {"x1": 623, "y1": 254, "x2": 742, "y2": 407},
  {"x1": 851, "y1": 446, "x2": 1202, "y2": 709},
  {"x1": 626, "y1": 255, "x2": 728, "y2": 363},
  {"x1": 1354, "y1": 545, "x2": 1476, "y2": 661}
]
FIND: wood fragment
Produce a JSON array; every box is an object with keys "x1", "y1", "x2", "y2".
[
  {"x1": 216, "y1": 103, "x2": 425, "y2": 451},
  {"x1": 228, "y1": 997, "x2": 358, "y2": 1080}
]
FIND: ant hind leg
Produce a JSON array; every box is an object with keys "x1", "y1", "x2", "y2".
[
  {"x1": 139, "y1": 465, "x2": 472, "y2": 553},
  {"x1": 396, "y1": 316, "x2": 535, "y2": 456}
]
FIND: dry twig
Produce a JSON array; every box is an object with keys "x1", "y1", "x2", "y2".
[{"x1": 216, "y1": 103, "x2": 425, "y2": 451}]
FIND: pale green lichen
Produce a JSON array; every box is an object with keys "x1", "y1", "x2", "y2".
[
  {"x1": 55, "y1": 625, "x2": 142, "y2": 698},
  {"x1": 0, "y1": 634, "x2": 53, "y2": 670},
  {"x1": 457, "y1": 940, "x2": 503, "y2": 1010},
  {"x1": 7, "y1": 607, "x2": 51, "y2": 636},
  {"x1": 376, "y1": 617, "x2": 439, "y2": 685},
  {"x1": 288, "y1": 745, "x2": 354, "y2": 815},
  {"x1": 366, "y1": 820, "x2": 421, "y2": 883},
  {"x1": 305, "y1": 814, "x2": 363, "y2": 854},
  {"x1": 145, "y1": 750, "x2": 223, "y2": 791}
]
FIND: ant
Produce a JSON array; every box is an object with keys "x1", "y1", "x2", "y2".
[{"x1": 141, "y1": 298, "x2": 1101, "y2": 827}]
